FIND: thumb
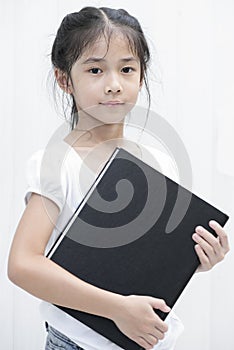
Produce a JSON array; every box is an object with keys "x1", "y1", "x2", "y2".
[{"x1": 149, "y1": 298, "x2": 171, "y2": 312}]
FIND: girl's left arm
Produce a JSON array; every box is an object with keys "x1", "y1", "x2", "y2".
[{"x1": 192, "y1": 220, "x2": 230, "y2": 272}]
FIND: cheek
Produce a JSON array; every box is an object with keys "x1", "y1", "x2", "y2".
[
  {"x1": 73, "y1": 83, "x2": 100, "y2": 109},
  {"x1": 128, "y1": 83, "x2": 141, "y2": 101}
]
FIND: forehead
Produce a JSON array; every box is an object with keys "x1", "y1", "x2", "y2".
[{"x1": 80, "y1": 33, "x2": 137, "y2": 60}]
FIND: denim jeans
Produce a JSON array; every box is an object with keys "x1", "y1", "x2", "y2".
[{"x1": 45, "y1": 324, "x2": 85, "y2": 350}]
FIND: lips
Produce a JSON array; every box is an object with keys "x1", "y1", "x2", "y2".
[{"x1": 100, "y1": 101, "x2": 124, "y2": 106}]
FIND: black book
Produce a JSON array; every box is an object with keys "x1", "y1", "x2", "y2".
[{"x1": 47, "y1": 147, "x2": 229, "y2": 350}]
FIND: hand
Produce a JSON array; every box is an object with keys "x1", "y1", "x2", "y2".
[
  {"x1": 112, "y1": 295, "x2": 170, "y2": 350},
  {"x1": 192, "y1": 220, "x2": 230, "y2": 272}
]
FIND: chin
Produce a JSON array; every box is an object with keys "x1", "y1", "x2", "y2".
[
  {"x1": 86, "y1": 106, "x2": 128, "y2": 123},
  {"x1": 96, "y1": 113, "x2": 126, "y2": 125}
]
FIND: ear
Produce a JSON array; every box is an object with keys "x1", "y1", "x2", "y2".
[{"x1": 54, "y1": 68, "x2": 73, "y2": 94}]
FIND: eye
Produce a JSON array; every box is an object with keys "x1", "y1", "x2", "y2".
[
  {"x1": 122, "y1": 66, "x2": 134, "y2": 73},
  {"x1": 89, "y1": 68, "x2": 102, "y2": 74}
]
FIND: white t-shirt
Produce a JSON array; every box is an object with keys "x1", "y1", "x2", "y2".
[{"x1": 24, "y1": 141, "x2": 184, "y2": 350}]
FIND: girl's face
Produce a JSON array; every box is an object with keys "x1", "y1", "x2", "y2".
[{"x1": 69, "y1": 34, "x2": 142, "y2": 124}]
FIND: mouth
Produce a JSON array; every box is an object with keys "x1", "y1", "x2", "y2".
[{"x1": 100, "y1": 101, "x2": 124, "y2": 106}]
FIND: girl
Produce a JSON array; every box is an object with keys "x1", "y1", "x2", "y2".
[{"x1": 8, "y1": 6, "x2": 229, "y2": 350}]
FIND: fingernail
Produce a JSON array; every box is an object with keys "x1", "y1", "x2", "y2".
[{"x1": 209, "y1": 220, "x2": 216, "y2": 227}]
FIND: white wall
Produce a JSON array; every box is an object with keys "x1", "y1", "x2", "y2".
[{"x1": 1, "y1": 0, "x2": 233, "y2": 349}]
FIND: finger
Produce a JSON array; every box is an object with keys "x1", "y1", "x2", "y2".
[
  {"x1": 144, "y1": 328, "x2": 163, "y2": 342},
  {"x1": 137, "y1": 336, "x2": 154, "y2": 350},
  {"x1": 192, "y1": 233, "x2": 216, "y2": 258},
  {"x1": 154, "y1": 316, "x2": 168, "y2": 333},
  {"x1": 209, "y1": 220, "x2": 230, "y2": 252},
  {"x1": 194, "y1": 226, "x2": 221, "y2": 255},
  {"x1": 153, "y1": 328, "x2": 165, "y2": 340},
  {"x1": 150, "y1": 298, "x2": 171, "y2": 313},
  {"x1": 194, "y1": 244, "x2": 212, "y2": 270},
  {"x1": 146, "y1": 333, "x2": 158, "y2": 346}
]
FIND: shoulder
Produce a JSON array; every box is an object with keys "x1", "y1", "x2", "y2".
[
  {"x1": 25, "y1": 142, "x2": 83, "y2": 213},
  {"x1": 26, "y1": 142, "x2": 81, "y2": 179}
]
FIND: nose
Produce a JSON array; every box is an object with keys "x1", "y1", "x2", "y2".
[{"x1": 104, "y1": 73, "x2": 122, "y2": 94}]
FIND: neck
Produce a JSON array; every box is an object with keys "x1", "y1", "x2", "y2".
[{"x1": 71, "y1": 111, "x2": 125, "y2": 146}]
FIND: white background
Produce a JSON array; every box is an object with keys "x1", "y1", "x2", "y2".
[{"x1": 1, "y1": 0, "x2": 234, "y2": 349}]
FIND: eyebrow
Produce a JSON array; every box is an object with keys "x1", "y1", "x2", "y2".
[{"x1": 82, "y1": 56, "x2": 139, "y2": 64}]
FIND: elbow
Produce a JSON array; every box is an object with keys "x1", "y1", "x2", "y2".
[
  {"x1": 7, "y1": 256, "x2": 26, "y2": 286},
  {"x1": 7, "y1": 261, "x2": 19, "y2": 285}
]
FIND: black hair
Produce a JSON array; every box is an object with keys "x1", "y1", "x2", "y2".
[{"x1": 51, "y1": 6, "x2": 151, "y2": 130}]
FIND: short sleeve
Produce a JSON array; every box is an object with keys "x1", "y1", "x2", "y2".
[{"x1": 24, "y1": 146, "x2": 67, "y2": 214}]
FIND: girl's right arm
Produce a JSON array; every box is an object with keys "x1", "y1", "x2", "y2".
[{"x1": 8, "y1": 193, "x2": 170, "y2": 350}]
